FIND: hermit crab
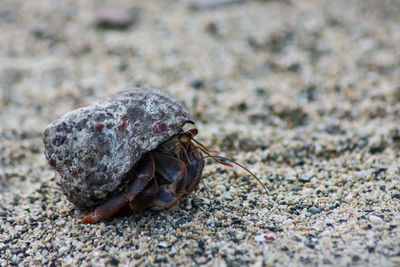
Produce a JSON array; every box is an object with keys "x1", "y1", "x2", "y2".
[{"x1": 43, "y1": 87, "x2": 266, "y2": 224}]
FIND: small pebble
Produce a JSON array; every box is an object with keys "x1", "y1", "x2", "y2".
[
  {"x1": 189, "y1": 0, "x2": 244, "y2": 10},
  {"x1": 109, "y1": 258, "x2": 119, "y2": 266},
  {"x1": 264, "y1": 235, "x2": 275, "y2": 243},
  {"x1": 308, "y1": 207, "x2": 322, "y2": 215},
  {"x1": 94, "y1": 8, "x2": 139, "y2": 29},
  {"x1": 156, "y1": 242, "x2": 168, "y2": 248},
  {"x1": 369, "y1": 215, "x2": 383, "y2": 225}
]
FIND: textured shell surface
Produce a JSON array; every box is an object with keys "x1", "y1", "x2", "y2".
[{"x1": 43, "y1": 87, "x2": 193, "y2": 209}]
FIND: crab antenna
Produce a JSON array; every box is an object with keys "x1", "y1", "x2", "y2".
[
  {"x1": 210, "y1": 155, "x2": 268, "y2": 194},
  {"x1": 193, "y1": 140, "x2": 268, "y2": 194},
  {"x1": 191, "y1": 138, "x2": 219, "y2": 154},
  {"x1": 202, "y1": 152, "x2": 233, "y2": 167}
]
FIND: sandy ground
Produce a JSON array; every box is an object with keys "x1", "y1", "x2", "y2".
[{"x1": 0, "y1": 0, "x2": 399, "y2": 266}]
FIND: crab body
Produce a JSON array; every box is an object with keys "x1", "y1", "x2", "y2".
[{"x1": 43, "y1": 87, "x2": 204, "y2": 223}]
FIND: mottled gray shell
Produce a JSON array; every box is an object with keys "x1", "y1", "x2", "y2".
[{"x1": 43, "y1": 87, "x2": 193, "y2": 209}]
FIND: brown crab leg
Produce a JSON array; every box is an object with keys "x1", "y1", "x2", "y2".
[
  {"x1": 183, "y1": 143, "x2": 204, "y2": 193},
  {"x1": 129, "y1": 179, "x2": 159, "y2": 211},
  {"x1": 151, "y1": 152, "x2": 188, "y2": 209},
  {"x1": 152, "y1": 153, "x2": 187, "y2": 184},
  {"x1": 80, "y1": 193, "x2": 128, "y2": 224},
  {"x1": 127, "y1": 155, "x2": 155, "y2": 200},
  {"x1": 80, "y1": 155, "x2": 155, "y2": 224}
]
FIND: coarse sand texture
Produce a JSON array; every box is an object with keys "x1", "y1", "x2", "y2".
[{"x1": 0, "y1": 0, "x2": 399, "y2": 266}]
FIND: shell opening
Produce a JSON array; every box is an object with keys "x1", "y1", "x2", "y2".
[{"x1": 181, "y1": 122, "x2": 196, "y2": 133}]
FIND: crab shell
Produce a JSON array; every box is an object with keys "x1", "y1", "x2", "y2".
[{"x1": 43, "y1": 87, "x2": 194, "y2": 210}]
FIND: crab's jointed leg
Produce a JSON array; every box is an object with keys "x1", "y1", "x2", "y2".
[
  {"x1": 151, "y1": 152, "x2": 187, "y2": 210},
  {"x1": 181, "y1": 142, "x2": 204, "y2": 193},
  {"x1": 80, "y1": 155, "x2": 155, "y2": 224}
]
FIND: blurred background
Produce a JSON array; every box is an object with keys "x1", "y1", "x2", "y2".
[{"x1": 1, "y1": 0, "x2": 398, "y2": 134}]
